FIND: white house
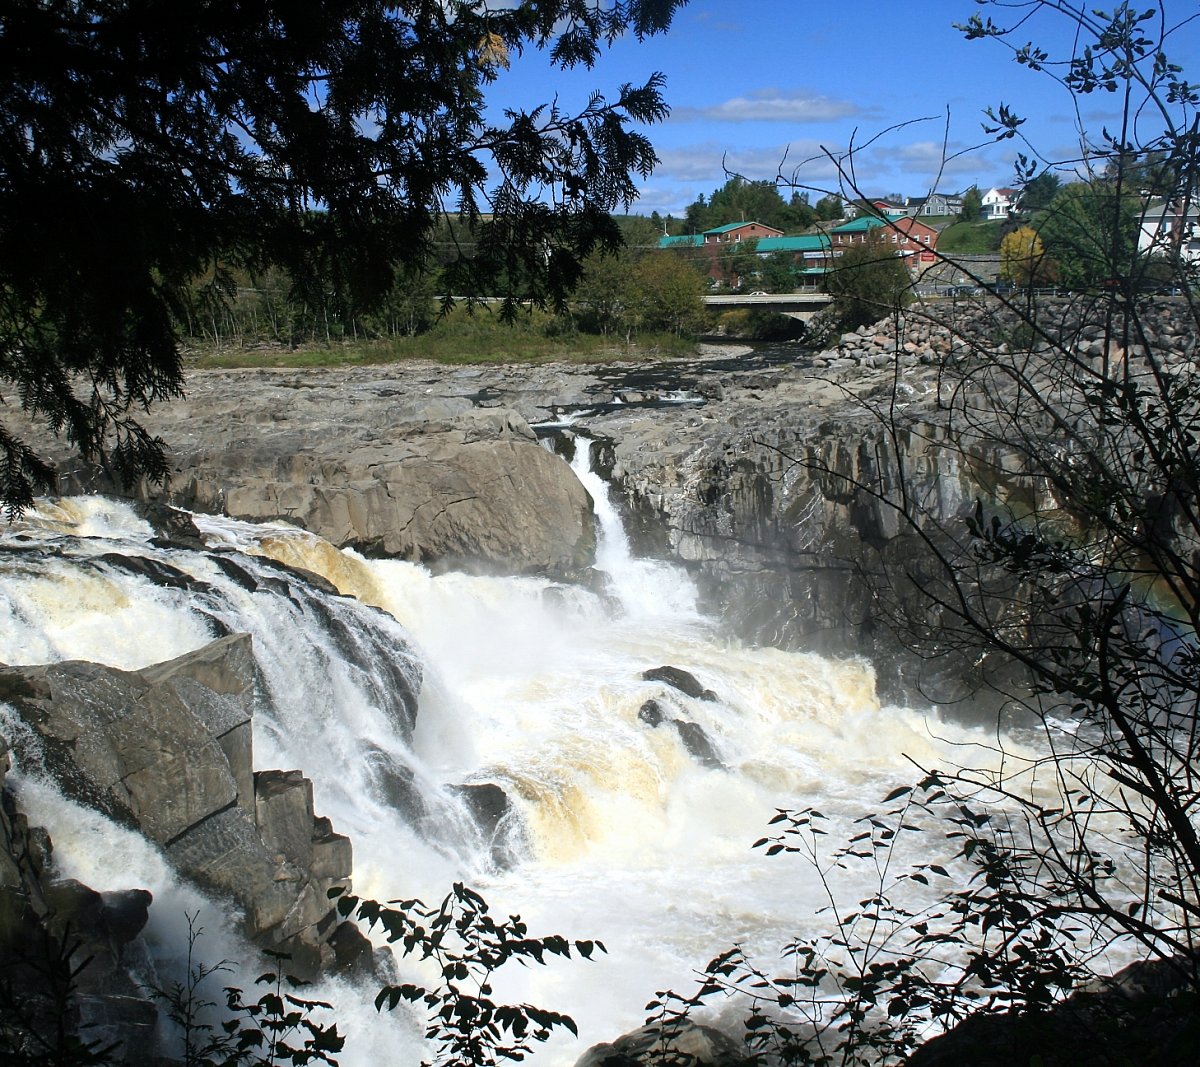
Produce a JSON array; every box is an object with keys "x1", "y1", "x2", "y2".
[
  {"x1": 1138, "y1": 199, "x2": 1200, "y2": 263},
  {"x1": 906, "y1": 192, "x2": 963, "y2": 217},
  {"x1": 981, "y1": 187, "x2": 1019, "y2": 220}
]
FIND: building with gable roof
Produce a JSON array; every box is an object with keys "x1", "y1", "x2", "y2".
[
  {"x1": 982, "y1": 187, "x2": 1019, "y2": 220},
  {"x1": 656, "y1": 224, "x2": 830, "y2": 288},
  {"x1": 829, "y1": 214, "x2": 939, "y2": 271},
  {"x1": 906, "y1": 192, "x2": 964, "y2": 217},
  {"x1": 1138, "y1": 198, "x2": 1200, "y2": 263}
]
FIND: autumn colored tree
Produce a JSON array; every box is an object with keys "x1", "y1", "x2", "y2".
[{"x1": 999, "y1": 225, "x2": 1056, "y2": 287}]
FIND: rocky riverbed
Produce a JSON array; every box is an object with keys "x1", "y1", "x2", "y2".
[
  {"x1": 5, "y1": 293, "x2": 1197, "y2": 1062},
  {"x1": 33, "y1": 294, "x2": 1200, "y2": 700}
]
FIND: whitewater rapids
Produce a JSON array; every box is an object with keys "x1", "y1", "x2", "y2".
[{"x1": 0, "y1": 451, "x2": 1011, "y2": 1064}]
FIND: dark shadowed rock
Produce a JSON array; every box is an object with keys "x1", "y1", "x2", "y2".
[
  {"x1": 363, "y1": 743, "x2": 427, "y2": 821},
  {"x1": 575, "y1": 1020, "x2": 747, "y2": 1067},
  {"x1": 641, "y1": 666, "x2": 718, "y2": 701},
  {"x1": 455, "y1": 781, "x2": 517, "y2": 868},
  {"x1": 905, "y1": 956, "x2": 1200, "y2": 1067},
  {"x1": 2, "y1": 740, "x2": 167, "y2": 1061},
  {"x1": 637, "y1": 699, "x2": 667, "y2": 727},
  {"x1": 672, "y1": 720, "x2": 722, "y2": 768}
]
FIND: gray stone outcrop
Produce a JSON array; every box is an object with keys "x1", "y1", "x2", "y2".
[
  {"x1": 46, "y1": 372, "x2": 597, "y2": 577},
  {"x1": 575, "y1": 1019, "x2": 748, "y2": 1067},
  {"x1": 0, "y1": 634, "x2": 352, "y2": 978}
]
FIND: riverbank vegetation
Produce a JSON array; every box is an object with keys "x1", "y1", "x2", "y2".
[{"x1": 183, "y1": 304, "x2": 698, "y2": 372}]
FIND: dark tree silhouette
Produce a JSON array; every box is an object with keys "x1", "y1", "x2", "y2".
[{"x1": 0, "y1": 0, "x2": 685, "y2": 514}]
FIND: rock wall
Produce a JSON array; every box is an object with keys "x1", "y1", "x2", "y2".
[
  {"x1": 0, "y1": 634, "x2": 357, "y2": 980},
  {"x1": 49, "y1": 371, "x2": 596, "y2": 578},
  {"x1": 587, "y1": 296, "x2": 1196, "y2": 702},
  {"x1": 1, "y1": 734, "x2": 162, "y2": 1059},
  {"x1": 594, "y1": 392, "x2": 1001, "y2": 703}
]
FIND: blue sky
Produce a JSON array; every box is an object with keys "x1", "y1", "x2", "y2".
[{"x1": 489, "y1": 0, "x2": 1200, "y2": 218}]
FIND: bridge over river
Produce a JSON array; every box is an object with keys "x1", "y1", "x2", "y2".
[{"x1": 703, "y1": 291, "x2": 832, "y2": 319}]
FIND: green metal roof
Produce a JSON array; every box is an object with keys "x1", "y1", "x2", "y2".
[
  {"x1": 658, "y1": 234, "x2": 705, "y2": 247},
  {"x1": 753, "y1": 235, "x2": 830, "y2": 253},
  {"x1": 830, "y1": 216, "x2": 886, "y2": 233},
  {"x1": 705, "y1": 221, "x2": 759, "y2": 234}
]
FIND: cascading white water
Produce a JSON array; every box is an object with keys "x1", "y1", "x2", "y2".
[
  {"x1": 0, "y1": 479, "x2": 1015, "y2": 1065},
  {"x1": 568, "y1": 435, "x2": 700, "y2": 621}
]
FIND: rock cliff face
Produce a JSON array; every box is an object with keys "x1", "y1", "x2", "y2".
[
  {"x1": 51, "y1": 370, "x2": 596, "y2": 578},
  {"x1": 1, "y1": 735, "x2": 162, "y2": 1058},
  {"x1": 0, "y1": 635, "x2": 355, "y2": 980},
  {"x1": 588, "y1": 374, "x2": 984, "y2": 701}
]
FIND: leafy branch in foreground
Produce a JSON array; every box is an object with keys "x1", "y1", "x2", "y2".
[
  {"x1": 152, "y1": 916, "x2": 343, "y2": 1067},
  {"x1": 645, "y1": 779, "x2": 1115, "y2": 1067},
  {"x1": 333, "y1": 882, "x2": 604, "y2": 1067}
]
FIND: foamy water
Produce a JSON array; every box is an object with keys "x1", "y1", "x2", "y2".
[{"x1": 0, "y1": 481, "x2": 1014, "y2": 1065}]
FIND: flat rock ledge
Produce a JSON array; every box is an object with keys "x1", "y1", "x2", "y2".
[{"x1": 45, "y1": 372, "x2": 597, "y2": 577}]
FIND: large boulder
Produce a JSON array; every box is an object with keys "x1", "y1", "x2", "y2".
[
  {"x1": 37, "y1": 369, "x2": 598, "y2": 576},
  {"x1": 905, "y1": 957, "x2": 1200, "y2": 1066},
  {"x1": 576, "y1": 1020, "x2": 748, "y2": 1067},
  {"x1": 216, "y1": 438, "x2": 596, "y2": 577},
  {"x1": 0, "y1": 635, "x2": 352, "y2": 977}
]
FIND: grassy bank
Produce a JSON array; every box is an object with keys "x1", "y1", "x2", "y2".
[{"x1": 184, "y1": 307, "x2": 698, "y2": 370}]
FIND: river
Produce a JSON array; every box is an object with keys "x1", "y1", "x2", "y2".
[{"x1": 0, "y1": 438, "x2": 1012, "y2": 1064}]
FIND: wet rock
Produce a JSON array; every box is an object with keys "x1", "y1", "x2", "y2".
[
  {"x1": 1, "y1": 748, "x2": 166, "y2": 1061},
  {"x1": 637, "y1": 700, "x2": 722, "y2": 768},
  {"x1": 575, "y1": 1020, "x2": 748, "y2": 1067},
  {"x1": 363, "y1": 744, "x2": 427, "y2": 822},
  {"x1": 1, "y1": 636, "x2": 352, "y2": 980},
  {"x1": 96, "y1": 551, "x2": 213, "y2": 594},
  {"x1": 672, "y1": 720, "x2": 722, "y2": 769},
  {"x1": 637, "y1": 699, "x2": 667, "y2": 727},
  {"x1": 455, "y1": 782, "x2": 517, "y2": 868},
  {"x1": 642, "y1": 666, "x2": 718, "y2": 701}
]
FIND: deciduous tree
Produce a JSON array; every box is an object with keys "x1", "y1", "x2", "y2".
[
  {"x1": 1036, "y1": 182, "x2": 1140, "y2": 290},
  {"x1": 998, "y1": 225, "x2": 1055, "y2": 286},
  {"x1": 825, "y1": 233, "x2": 913, "y2": 330},
  {"x1": 626, "y1": 250, "x2": 707, "y2": 336}
]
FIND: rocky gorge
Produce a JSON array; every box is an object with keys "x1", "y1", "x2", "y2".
[{"x1": 3, "y1": 294, "x2": 1197, "y2": 1062}]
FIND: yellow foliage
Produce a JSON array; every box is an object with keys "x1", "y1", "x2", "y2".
[
  {"x1": 477, "y1": 32, "x2": 510, "y2": 70},
  {"x1": 1000, "y1": 226, "x2": 1055, "y2": 286}
]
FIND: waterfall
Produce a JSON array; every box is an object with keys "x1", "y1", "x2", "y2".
[
  {"x1": 0, "y1": 494, "x2": 1003, "y2": 1065},
  {"x1": 568, "y1": 435, "x2": 700, "y2": 621}
]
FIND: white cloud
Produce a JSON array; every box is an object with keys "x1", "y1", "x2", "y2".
[{"x1": 673, "y1": 89, "x2": 864, "y2": 124}]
